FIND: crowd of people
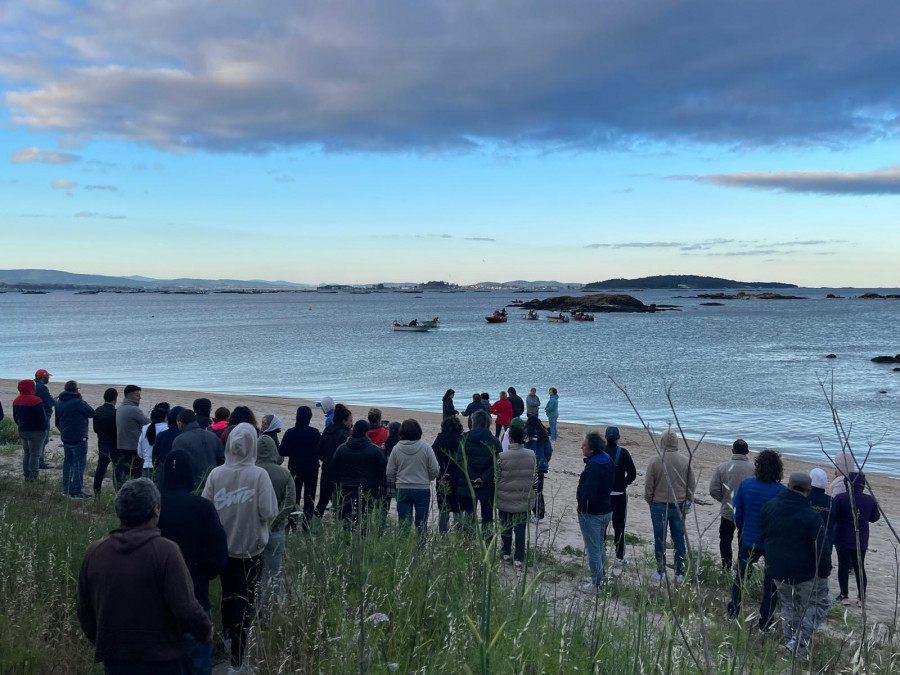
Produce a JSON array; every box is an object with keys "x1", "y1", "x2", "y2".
[{"x1": 4, "y1": 371, "x2": 881, "y2": 669}]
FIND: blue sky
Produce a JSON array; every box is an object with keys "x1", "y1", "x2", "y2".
[{"x1": 1, "y1": 1, "x2": 899, "y2": 286}]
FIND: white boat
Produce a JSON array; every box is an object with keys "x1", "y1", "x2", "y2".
[
  {"x1": 521, "y1": 311, "x2": 540, "y2": 320},
  {"x1": 393, "y1": 321, "x2": 430, "y2": 332},
  {"x1": 546, "y1": 314, "x2": 570, "y2": 323}
]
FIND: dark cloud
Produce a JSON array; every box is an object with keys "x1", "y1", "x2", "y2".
[
  {"x1": 678, "y1": 167, "x2": 900, "y2": 195},
  {"x1": 4, "y1": 1, "x2": 900, "y2": 153},
  {"x1": 84, "y1": 184, "x2": 118, "y2": 191}
]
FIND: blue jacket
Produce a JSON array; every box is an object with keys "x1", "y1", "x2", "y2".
[
  {"x1": 54, "y1": 391, "x2": 95, "y2": 443},
  {"x1": 525, "y1": 438, "x2": 553, "y2": 472},
  {"x1": 34, "y1": 378, "x2": 55, "y2": 419},
  {"x1": 576, "y1": 452, "x2": 614, "y2": 516},
  {"x1": 544, "y1": 395, "x2": 559, "y2": 418},
  {"x1": 733, "y1": 478, "x2": 785, "y2": 548}
]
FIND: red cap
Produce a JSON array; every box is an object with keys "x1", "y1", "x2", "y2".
[{"x1": 35, "y1": 369, "x2": 52, "y2": 378}]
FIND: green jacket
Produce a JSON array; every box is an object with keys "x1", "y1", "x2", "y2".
[{"x1": 257, "y1": 435, "x2": 296, "y2": 532}]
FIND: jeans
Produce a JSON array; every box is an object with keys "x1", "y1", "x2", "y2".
[
  {"x1": 396, "y1": 488, "x2": 431, "y2": 532},
  {"x1": 40, "y1": 426, "x2": 50, "y2": 467},
  {"x1": 578, "y1": 512, "x2": 612, "y2": 584},
  {"x1": 260, "y1": 529, "x2": 286, "y2": 616},
  {"x1": 499, "y1": 510, "x2": 528, "y2": 562},
  {"x1": 611, "y1": 493, "x2": 628, "y2": 560},
  {"x1": 719, "y1": 517, "x2": 742, "y2": 569},
  {"x1": 19, "y1": 430, "x2": 44, "y2": 481},
  {"x1": 728, "y1": 544, "x2": 778, "y2": 631},
  {"x1": 182, "y1": 608, "x2": 213, "y2": 675},
  {"x1": 62, "y1": 439, "x2": 88, "y2": 495},
  {"x1": 221, "y1": 555, "x2": 263, "y2": 667},
  {"x1": 548, "y1": 417, "x2": 558, "y2": 441},
  {"x1": 650, "y1": 501, "x2": 686, "y2": 575},
  {"x1": 94, "y1": 442, "x2": 114, "y2": 494},
  {"x1": 837, "y1": 547, "x2": 868, "y2": 599}
]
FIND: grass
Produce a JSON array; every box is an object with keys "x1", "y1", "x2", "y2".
[{"x1": 0, "y1": 418, "x2": 19, "y2": 455}]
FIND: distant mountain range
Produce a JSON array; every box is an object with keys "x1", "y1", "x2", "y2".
[
  {"x1": 583, "y1": 275, "x2": 797, "y2": 290},
  {"x1": 0, "y1": 269, "x2": 313, "y2": 289}
]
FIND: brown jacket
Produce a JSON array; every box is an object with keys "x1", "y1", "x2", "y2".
[
  {"x1": 77, "y1": 524, "x2": 212, "y2": 663},
  {"x1": 644, "y1": 430, "x2": 697, "y2": 504}
]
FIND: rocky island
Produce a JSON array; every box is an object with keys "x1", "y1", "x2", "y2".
[{"x1": 514, "y1": 293, "x2": 673, "y2": 313}]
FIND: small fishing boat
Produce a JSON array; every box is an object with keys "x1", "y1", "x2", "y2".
[
  {"x1": 571, "y1": 311, "x2": 595, "y2": 322},
  {"x1": 420, "y1": 317, "x2": 440, "y2": 328},
  {"x1": 511, "y1": 299, "x2": 524, "y2": 305},
  {"x1": 393, "y1": 320, "x2": 430, "y2": 332},
  {"x1": 485, "y1": 309, "x2": 508, "y2": 323},
  {"x1": 521, "y1": 310, "x2": 540, "y2": 320},
  {"x1": 547, "y1": 313, "x2": 570, "y2": 323}
]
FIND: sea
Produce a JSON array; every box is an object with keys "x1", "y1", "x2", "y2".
[{"x1": 1, "y1": 288, "x2": 897, "y2": 472}]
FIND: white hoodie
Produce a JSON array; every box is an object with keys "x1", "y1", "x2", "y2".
[{"x1": 202, "y1": 423, "x2": 278, "y2": 558}]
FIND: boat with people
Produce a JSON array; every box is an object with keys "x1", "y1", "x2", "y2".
[
  {"x1": 485, "y1": 309, "x2": 508, "y2": 323},
  {"x1": 392, "y1": 320, "x2": 431, "y2": 332},
  {"x1": 547, "y1": 313, "x2": 570, "y2": 323},
  {"x1": 521, "y1": 310, "x2": 540, "y2": 320},
  {"x1": 420, "y1": 317, "x2": 440, "y2": 328},
  {"x1": 571, "y1": 311, "x2": 595, "y2": 322}
]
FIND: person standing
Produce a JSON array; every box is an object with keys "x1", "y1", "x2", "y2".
[
  {"x1": 331, "y1": 420, "x2": 388, "y2": 528},
  {"x1": 832, "y1": 472, "x2": 880, "y2": 607},
  {"x1": 644, "y1": 428, "x2": 696, "y2": 582},
  {"x1": 432, "y1": 415, "x2": 464, "y2": 533},
  {"x1": 192, "y1": 398, "x2": 213, "y2": 430},
  {"x1": 279, "y1": 406, "x2": 322, "y2": 528},
  {"x1": 442, "y1": 389, "x2": 459, "y2": 419},
  {"x1": 605, "y1": 426, "x2": 637, "y2": 565},
  {"x1": 78, "y1": 478, "x2": 213, "y2": 673},
  {"x1": 807, "y1": 468, "x2": 835, "y2": 635},
  {"x1": 115, "y1": 385, "x2": 150, "y2": 487},
  {"x1": 92, "y1": 388, "x2": 118, "y2": 495},
  {"x1": 577, "y1": 431, "x2": 615, "y2": 592},
  {"x1": 497, "y1": 425, "x2": 535, "y2": 568},
  {"x1": 462, "y1": 393, "x2": 483, "y2": 430},
  {"x1": 490, "y1": 391, "x2": 513, "y2": 439},
  {"x1": 170, "y1": 409, "x2": 223, "y2": 488},
  {"x1": 506, "y1": 387, "x2": 525, "y2": 420},
  {"x1": 33, "y1": 368, "x2": 55, "y2": 469},
  {"x1": 728, "y1": 449, "x2": 785, "y2": 630},
  {"x1": 316, "y1": 396, "x2": 336, "y2": 427},
  {"x1": 366, "y1": 408, "x2": 390, "y2": 447},
  {"x1": 55, "y1": 380, "x2": 95, "y2": 499},
  {"x1": 202, "y1": 423, "x2": 278, "y2": 672},
  {"x1": 158, "y1": 451, "x2": 228, "y2": 675},
  {"x1": 544, "y1": 388, "x2": 559, "y2": 441},
  {"x1": 454, "y1": 410, "x2": 501, "y2": 540},
  {"x1": 524, "y1": 416, "x2": 553, "y2": 522},
  {"x1": 314, "y1": 405, "x2": 352, "y2": 518},
  {"x1": 525, "y1": 388, "x2": 541, "y2": 418},
  {"x1": 708, "y1": 439, "x2": 755, "y2": 569},
  {"x1": 386, "y1": 419, "x2": 440, "y2": 533},
  {"x1": 13, "y1": 379, "x2": 47, "y2": 482},
  {"x1": 760, "y1": 472, "x2": 829, "y2": 657}
]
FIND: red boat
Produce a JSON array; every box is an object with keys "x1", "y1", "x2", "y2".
[
  {"x1": 572, "y1": 311, "x2": 595, "y2": 322},
  {"x1": 485, "y1": 309, "x2": 508, "y2": 323}
]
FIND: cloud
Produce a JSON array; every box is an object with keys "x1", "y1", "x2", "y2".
[
  {"x1": 10, "y1": 147, "x2": 81, "y2": 164},
  {"x1": 20, "y1": 213, "x2": 49, "y2": 217},
  {"x1": 586, "y1": 241, "x2": 683, "y2": 249},
  {"x1": 51, "y1": 178, "x2": 77, "y2": 189},
  {"x1": 464, "y1": 237, "x2": 496, "y2": 242},
  {"x1": 4, "y1": 1, "x2": 900, "y2": 153},
  {"x1": 84, "y1": 184, "x2": 118, "y2": 191},
  {"x1": 74, "y1": 211, "x2": 126, "y2": 219},
  {"x1": 679, "y1": 166, "x2": 900, "y2": 196}
]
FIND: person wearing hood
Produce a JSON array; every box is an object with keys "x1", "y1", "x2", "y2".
[
  {"x1": 827, "y1": 452, "x2": 855, "y2": 498},
  {"x1": 497, "y1": 425, "x2": 536, "y2": 567},
  {"x1": 544, "y1": 388, "x2": 559, "y2": 441},
  {"x1": 158, "y1": 451, "x2": 228, "y2": 675},
  {"x1": 316, "y1": 396, "x2": 336, "y2": 426},
  {"x1": 577, "y1": 431, "x2": 615, "y2": 592},
  {"x1": 832, "y1": 472, "x2": 880, "y2": 606},
  {"x1": 151, "y1": 406, "x2": 185, "y2": 472},
  {"x1": 78, "y1": 478, "x2": 213, "y2": 672},
  {"x1": 34, "y1": 368, "x2": 55, "y2": 469},
  {"x1": 260, "y1": 413, "x2": 284, "y2": 452},
  {"x1": 442, "y1": 389, "x2": 458, "y2": 419},
  {"x1": 807, "y1": 468, "x2": 835, "y2": 634},
  {"x1": 314, "y1": 404, "x2": 352, "y2": 518},
  {"x1": 13, "y1": 379, "x2": 48, "y2": 481},
  {"x1": 92, "y1": 388, "x2": 118, "y2": 495},
  {"x1": 644, "y1": 428, "x2": 697, "y2": 583},
  {"x1": 454, "y1": 410, "x2": 502, "y2": 539},
  {"x1": 605, "y1": 426, "x2": 637, "y2": 566},
  {"x1": 192, "y1": 398, "x2": 213, "y2": 430},
  {"x1": 54, "y1": 380, "x2": 96, "y2": 498},
  {"x1": 386, "y1": 419, "x2": 440, "y2": 533},
  {"x1": 202, "y1": 423, "x2": 277, "y2": 671},
  {"x1": 279, "y1": 406, "x2": 321, "y2": 528},
  {"x1": 432, "y1": 415, "x2": 464, "y2": 533},
  {"x1": 709, "y1": 439, "x2": 755, "y2": 570},
  {"x1": 137, "y1": 406, "x2": 169, "y2": 477},
  {"x1": 331, "y1": 420, "x2": 388, "y2": 528},
  {"x1": 525, "y1": 388, "x2": 540, "y2": 418},
  {"x1": 525, "y1": 416, "x2": 553, "y2": 522},
  {"x1": 170, "y1": 408, "x2": 224, "y2": 489}
]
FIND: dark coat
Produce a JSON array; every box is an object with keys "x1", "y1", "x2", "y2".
[
  {"x1": 332, "y1": 435, "x2": 387, "y2": 495},
  {"x1": 442, "y1": 395, "x2": 459, "y2": 418},
  {"x1": 192, "y1": 398, "x2": 212, "y2": 430},
  {"x1": 318, "y1": 422, "x2": 351, "y2": 480},
  {"x1": 608, "y1": 443, "x2": 637, "y2": 493},
  {"x1": 525, "y1": 437, "x2": 553, "y2": 473},
  {"x1": 760, "y1": 488, "x2": 827, "y2": 583},
  {"x1": 577, "y1": 452, "x2": 615, "y2": 516},
  {"x1": 34, "y1": 378, "x2": 55, "y2": 419},
  {"x1": 507, "y1": 393, "x2": 525, "y2": 419},
  {"x1": 832, "y1": 473, "x2": 880, "y2": 551},
  {"x1": 13, "y1": 379, "x2": 48, "y2": 432},
  {"x1": 55, "y1": 391, "x2": 95, "y2": 443},
  {"x1": 280, "y1": 406, "x2": 322, "y2": 474},
  {"x1": 170, "y1": 421, "x2": 223, "y2": 487},
  {"x1": 152, "y1": 406, "x2": 184, "y2": 469},
  {"x1": 93, "y1": 402, "x2": 118, "y2": 449},
  {"x1": 454, "y1": 428, "x2": 500, "y2": 501}
]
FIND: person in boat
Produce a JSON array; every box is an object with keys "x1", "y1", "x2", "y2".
[{"x1": 409, "y1": 318, "x2": 418, "y2": 326}]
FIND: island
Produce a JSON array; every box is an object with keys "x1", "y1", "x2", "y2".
[
  {"x1": 514, "y1": 293, "x2": 673, "y2": 313},
  {"x1": 582, "y1": 275, "x2": 797, "y2": 291}
]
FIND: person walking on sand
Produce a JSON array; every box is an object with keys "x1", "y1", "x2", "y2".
[
  {"x1": 544, "y1": 388, "x2": 559, "y2": 441},
  {"x1": 525, "y1": 388, "x2": 540, "y2": 418},
  {"x1": 490, "y1": 390, "x2": 513, "y2": 439},
  {"x1": 202, "y1": 423, "x2": 278, "y2": 672},
  {"x1": 577, "y1": 431, "x2": 615, "y2": 592},
  {"x1": 387, "y1": 419, "x2": 440, "y2": 534},
  {"x1": 728, "y1": 449, "x2": 785, "y2": 631},
  {"x1": 115, "y1": 385, "x2": 150, "y2": 487},
  {"x1": 279, "y1": 406, "x2": 321, "y2": 528},
  {"x1": 13, "y1": 379, "x2": 47, "y2": 482},
  {"x1": 78, "y1": 478, "x2": 213, "y2": 673},
  {"x1": 34, "y1": 368, "x2": 55, "y2": 469},
  {"x1": 644, "y1": 428, "x2": 696, "y2": 583},
  {"x1": 506, "y1": 387, "x2": 525, "y2": 420},
  {"x1": 605, "y1": 426, "x2": 637, "y2": 566},
  {"x1": 497, "y1": 425, "x2": 536, "y2": 568},
  {"x1": 709, "y1": 439, "x2": 755, "y2": 570},
  {"x1": 92, "y1": 388, "x2": 118, "y2": 495},
  {"x1": 524, "y1": 416, "x2": 553, "y2": 522},
  {"x1": 832, "y1": 472, "x2": 880, "y2": 607},
  {"x1": 55, "y1": 380, "x2": 95, "y2": 499}
]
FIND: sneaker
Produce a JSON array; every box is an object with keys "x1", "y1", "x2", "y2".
[
  {"x1": 502, "y1": 554, "x2": 511, "y2": 563},
  {"x1": 840, "y1": 597, "x2": 852, "y2": 607},
  {"x1": 537, "y1": 518, "x2": 547, "y2": 524},
  {"x1": 513, "y1": 560, "x2": 523, "y2": 569},
  {"x1": 615, "y1": 557, "x2": 629, "y2": 566},
  {"x1": 68, "y1": 492, "x2": 94, "y2": 500},
  {"x1": 675, "y1": 574, "x2": 685, "y2": 584},
  {"x1": 855, "y1": 598, "x2": 863, "y2": 607},
  {"x1": 579, "y1": 581, "x2": 600, "y2": 594},
  {"x1": 758, "y1": 623, "x2": 777, "y2": 636},
  {"x1": 39, "y1": 464, "x2": 52, "y2": 470}
]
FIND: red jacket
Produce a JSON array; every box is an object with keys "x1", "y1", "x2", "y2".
[
  {"x1": 490, "y1": 399, "x2": 513, "y2": 426},
  {"x1": 367, "y1": 426, "x2": 390, "y2": 447}
]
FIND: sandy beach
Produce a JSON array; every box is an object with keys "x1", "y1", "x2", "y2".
[{"x1": 3, "y1": 376, "x2": 896, "y2": 625}]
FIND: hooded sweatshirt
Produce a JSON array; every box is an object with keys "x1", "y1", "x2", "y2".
[
  {"x1": 644, "y1": 429, "x2": 697, "y2": 504},
  {"x1": 577, "y1": 451, "x2": 615, "y2": 515},
  {"x1": 832, "y1": 473, "x2": 880, "y2": 551},
  {"x1": 544, "y1": 394, "x2": 559, "y2": 419},
  {"x1": 828, "y1": 453, "x2": 854, "y2": 498},
  {"x1": 152, "y1": 406, "x2": 184, "y2": 469},
  {"x1": 192, "y1": 398, "x2": 213, "y2": 430},
  {"x1": 332, "y1": 434, "x2": 388, "y2": 494},
  {"x1": 13, "y1": 379, "x2": 49, "y2": 432},
  {"x1": 280, "y1": 406, "x2": 322, "y2": 474},
  {"x1": 257, "y1": 434, "x2": 296, "y2": 532},
  {"x1": 202, "y1": 423, "x2": 278, "y2": 558},
  {"x1": 386, "y1": 439, "x2": 440, "y2": 490},
  {"x1": 55, "y1": 390, "x2": 95, "y2": 443}
]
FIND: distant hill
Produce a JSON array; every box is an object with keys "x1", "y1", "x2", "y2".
[
  {"x1": 583, "y1": 275, "x2": 797, "y2": 290},
  {"x1": 0, "y1": 269, "x2": 314, "y2": 289}
]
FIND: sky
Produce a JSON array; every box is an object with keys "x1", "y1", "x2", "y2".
[{"x1": 1, "y1": 0, "x2": 899, "y2": 287}]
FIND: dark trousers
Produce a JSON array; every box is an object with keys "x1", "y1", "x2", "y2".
[
  {"x1": 495, "y1": 424, "x2": 508, "y2": 438},
  {"x1": 338, "y1": 487, "x2": 379, "y2": 530},
  {"x1": 533, "y1": 471, "x2": 546, "y2": 520},
  {"x1": 728, "y1": 545, "x2": 778, "y2": 631},
  {"x1": 221, "y1": 554, "x2": 263, "y2": 667},
  {"x1": 718, "y1": 517, "x2": 742, "y2": 569},
  {"x1": 458, "y1": 495, "x2": 494, "y2": 541},
  {"x1": 104, "y1": 660, "x2": 185, "y2": 674},
  {"x1": 610, "y1": 493, "x2": 628, "y2": 560},
  {"x1": 314, "y1": 470, "x2": 335, "y2": 518},
  {"x1": 837, "y1": 547, "x2": 868, "y2": 599},
  {"x1": 292, "y1": 468, "x2": 318, "y2": 524},
  {"x1": 499, "y1": 511, "x2": 527, "y2": 562},
  {"x1": 93, "y1": 443, "x2": 115, "y2": 494},
  {"x1": 114, "y1": 449, "x2": 142, "y2": 490}
]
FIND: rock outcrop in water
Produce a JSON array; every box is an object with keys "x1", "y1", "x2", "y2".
[
  {"x1": 515, "y1": 294, "x2": 672, "y2": 313},
  {"x1": 695, "y1": 291, "x2": 807, "y2": 300},
  {"x1": 871, "y1": 355, "x2": 900, "y2": 363}
]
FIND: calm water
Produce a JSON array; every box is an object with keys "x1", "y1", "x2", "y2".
[{"x1": 1, "y1": 289, "x2": 897, "y2": 471}]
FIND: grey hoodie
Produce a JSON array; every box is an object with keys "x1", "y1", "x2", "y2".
[
  {"x1": 202, "y1": 423, "x2": 278, "y2": 558},
  {"x1": 386, "y1": 439, "x2": 440, "y2": 490},
  {"x1": 525, "y1": 393, "x2": 541, "y2": 417}
]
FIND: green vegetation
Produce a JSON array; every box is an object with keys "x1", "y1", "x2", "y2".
[{"x1": 0, "y1": 417, "x2": 20, "y2": 455}]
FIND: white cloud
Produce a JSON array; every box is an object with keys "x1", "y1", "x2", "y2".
[
  {"x1": 51, "y1": 178, "x2": 77, "y2": 189},
  {"x1": 10, "y1": 146, "x2": 81, "y2": 164}
]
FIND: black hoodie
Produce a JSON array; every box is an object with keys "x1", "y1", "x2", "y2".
[
  {"x1": 192, "y1": 398, "x2": 213, "y2": 430},
  {"x1": 152, "y1": 406, "x2": 184, "y2": 468},
  {"x1": 332, "y1": 434, "x2": 388, "y2": 494},
  {"x1": 280, "y1": 406, "x2": 322, "y2": 474},
  {"x1": 318, "y1": 421, "x2": 351, "y2": 480}
]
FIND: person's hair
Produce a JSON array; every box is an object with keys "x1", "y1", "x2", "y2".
[
  {"x1": 103, "y1": 387, "x2": 118, "y2": 402},
  {"x1": 754, "y1": 449, "x2": 783, "y2": 484},
  {"x1": 177, "y1": 409, "x2": 197, "y2": 426},
  {"x1": 530, "y1": 387, "x2": 536, "y2": 394},
  {"x1": 549, "y1": 387, "x2": 558, "y2": 395},
  {"x1": 508, "y1": 425, "x2": 525, "y2": 444},
  {"x1": 213, "y1": 407, "x2": 230, "y2": 423},
  {"x1": 154, "y1": 401, "x2": 170, "y2": 414},
  {"x1": 584, "y1": 431, "x2": 606, "y2": 455},
  {"x1": 123, "y1": 384, "x2": 141, "y2": 396},
  {"x1": 472, "y1": 393, "x2": 481, "y2": 402},
  {"x1": 444, "y1": 389, "x2": 455, "y2": 398},
  {"x1": 367, "y1": 408, "x2": 383, "y2": 426},
  {"x1": 441, "y1": 415, "x2": 463, "y2": 434},
  {"x1": 480, "y1": 392, "x2": 490, "y2": 402},
  {"x1": 114, "y1": 478, "x2": 160, "y2": 527},
  {"x1": 399, "y1": 419, "x2": 423, "y2": 441},
  {"x1": 333, "y1": 405, "x2": 352, "y2": 425},
  {"x1": 471, "y1": 410, "x2": 491, "y2": 429},
  {"x1": 525, "y1": 416, "x2": 549, "y2": 444},
  {"x1": 64, "y1": 380, "x2": 78, "y2": 392},
  {"x1": 498, "y1": 390, "x2": 507, "y2": 400},
  {"x1": 507, "y1": 386, "x2": 517, "y2": 395},
  {"x1": 229, "y1": 406, "x2": 257, "y2": 428},
  {"x1": 732, "y1": 439, "x2": 749, "y2": 455},
  {"x1": 351, "y1": 419, "x2": 371, "y2": 438},
  {"x1": 146, "y1": 406, "x2": 168, "y2": 445}
]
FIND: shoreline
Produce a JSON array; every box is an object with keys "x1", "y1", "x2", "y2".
[{"x1": 2, "y1": 377, "x2": 897, "y2": 623}]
